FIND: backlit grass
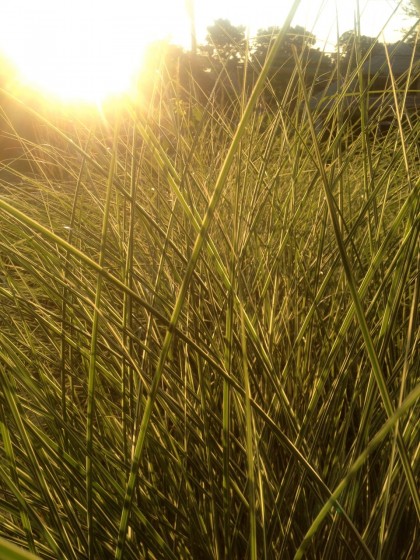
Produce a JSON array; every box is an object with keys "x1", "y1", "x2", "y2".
[{"x1": 0, "y1": 6, "x2": 419, "y2": 559}]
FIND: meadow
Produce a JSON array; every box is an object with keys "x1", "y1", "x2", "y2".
[{"x1": 0, "y1": 20, "x2": 419, "y2": 560}]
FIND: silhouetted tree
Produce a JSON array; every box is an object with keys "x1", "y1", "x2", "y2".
[
  {"x1": 252, "y1": 25, "x2": 316, "y2": 66},
  {"x1": 250, "y1": 26, "x2": 331, "y2": 96},
  {"x1": 203, "y1": 19, "x2": 246, "y2": 61},
  {"x1": 400, "y1": 0, "x2": 419, "y2": 18},
  {"x1": 335, "y1": 31, "x2": 385, "y2": 73},
  {"x1": 398, "y1": 0, "x2": 420, "y2": 42}
]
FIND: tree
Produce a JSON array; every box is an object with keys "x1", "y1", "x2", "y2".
[
  {"x1": 203, "y1": 19, "x2": 246, "y2": 61},
  {"x1": 401, "y1": 0, "x2": 420, "y2": 17},
  {"x1": 252, "y1": 25, "x2": 316, "y2": 66},
  {"x1": 335, "y1": 31, "x2": 385, "y2": 72},
  {"x1": 250, "y1": 26, "x2": 331, "y2": 96},
  {"x1": 398, "y1": 0, "x2": 420, "y2": 41}
]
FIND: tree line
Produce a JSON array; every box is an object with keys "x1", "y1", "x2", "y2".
[{"x1": 141, "y1": 16, "x2": 419, "y2": 110}]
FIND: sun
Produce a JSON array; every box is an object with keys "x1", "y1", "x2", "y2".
[{"x1": 0, "y1": 0, "x2": 190, "y2": 104}]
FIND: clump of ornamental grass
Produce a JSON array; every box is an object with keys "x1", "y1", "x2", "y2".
[{"x1": 0, "y1": 6, "x2": 419, "y2": 560}]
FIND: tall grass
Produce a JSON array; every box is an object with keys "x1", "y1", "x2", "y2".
[{"x1": 0, "y1": 6, "x2": 419, "y2": 559}]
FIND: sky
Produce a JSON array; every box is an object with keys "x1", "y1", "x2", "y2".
[
  {"x1": 183, "y1": 0, "x2": 415, "y2": 50},
  {"x1": 0, "y1": 0, "x2": 417, "y2": 102}
]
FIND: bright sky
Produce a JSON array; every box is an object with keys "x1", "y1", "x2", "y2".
[
  {"x1": 187, "y1": 0, "x2": 414, "y2": 49},
  {"x1": 0, "y1": 0, "x2": 417, "y2": 103}
]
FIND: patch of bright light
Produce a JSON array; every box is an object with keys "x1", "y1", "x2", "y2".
[{"x1": 0, "y1": 0, "x2": 190, "y2": 103}]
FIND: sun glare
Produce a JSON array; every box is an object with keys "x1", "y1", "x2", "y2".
[
  {"x1": 0, "y1": 0, "x2": 190, "y2": 104},
  {"x1": 0, "y1": 1, "x2": 409, "y2": 104}
]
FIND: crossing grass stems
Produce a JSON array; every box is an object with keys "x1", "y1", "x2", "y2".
[{"x1": 0, "y1": 1, "x2": 419, "y2": 558}]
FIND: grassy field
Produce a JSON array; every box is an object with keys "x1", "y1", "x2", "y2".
[{"x1": 0, "y1": 17, "x2": 419, "y2": 560}]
